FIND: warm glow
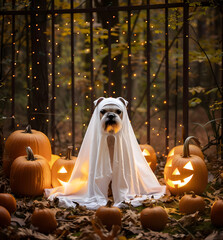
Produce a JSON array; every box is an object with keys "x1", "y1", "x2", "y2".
[
  {"x1": 172, "y1": 168, "x2": 180, "y2": 175},
  {"x1": 57, "y1": 178, "x2": 69, "y2": 187},
  {"x1": 52, "y1": 162, "x2": 89, "y2": 196},
  {"x1": 166, "y1": 159, "x2": 172, "y2": 167},
  {"x1": 168, "y1": 149, "x2": 174, "y2": 157},
  {"x1": 183, "y1": 161, "x2": 194, "y2": 170},
  {"x1": 58, "y1": 166, "x2": 67, "y2": 173},
  {"x1": 142, "y1": 149, "x2": 150, "y2": 156},
  {"x1": 167, "y1": 174, "x2": 194, "y2": 188}
]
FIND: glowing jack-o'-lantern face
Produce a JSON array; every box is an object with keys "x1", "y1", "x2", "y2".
[
  {"x1": 51, "y1": 147, "x2": 76, "y2": 188},
  {"x1": 140, "y1": 144, "x2": 157, "y2": 172},
  {"x1": 164, "y1": 136, "x2": 208, "y2": 196}
]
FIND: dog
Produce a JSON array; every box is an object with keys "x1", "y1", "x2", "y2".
[{"x1": 96, "y1": 97, "x2": 125, "y2": 197}]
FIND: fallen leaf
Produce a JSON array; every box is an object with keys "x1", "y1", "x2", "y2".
[{"x1": 178, "y1": 211, "x2": 202, "y2": 228}]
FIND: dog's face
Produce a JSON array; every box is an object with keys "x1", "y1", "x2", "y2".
[{"x1": 100, "y1": 104, "x2": 123, "y2": 134}]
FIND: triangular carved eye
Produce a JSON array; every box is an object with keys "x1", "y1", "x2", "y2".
[
  {"x1": 58, "y1": 166, "x2": 68, "y2": 173},
  {"x1": 183, "y1": 161, "x2": 193, "y2": 170},
  {"x1": 172, "y1": 168, "x2": 180, "y2": 175}
]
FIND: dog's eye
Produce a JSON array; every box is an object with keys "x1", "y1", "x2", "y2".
[
  {"x1": 100, "y1": 109, "x2": 106, "y2": 115},
  {"x1": 116, "y1": 109, "x2": 122, "y2": 115}
]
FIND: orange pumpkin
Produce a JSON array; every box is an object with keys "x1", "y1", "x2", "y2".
[
  {"x1": 3, "y1": 125, "x2": 52, "y2": 177},
  {"x1": 10, "y1": 147, "x2": 51, "y2": 196},
  {"x1": 0, "y1": 193, "x2": 16, "y2": 214},
  {"x1": 167, "y1": 136, "x2": 204, "y2": 160},
  {"x1": 140, "y1": 144, "x2": 157, "y2": 172},
  {"x1": 164, "y1": 136, "x2": 208, "y2": 195},
  {"x1": 140, "y1": 206, "x2": 168, "y2": 231},
  {"x1": 211, "y1": 199, "x2": 223, "y2": 227},
  {"x1": 0, "y1": 206, "x2": 11, "y2": 227},
  {"x1": 51, "y1": 146, "x2": 76, "y2": 188},
  {"x1": 179, "y1": 193, "x2": 205, "y2": 214},
  {"x1": 31, "y1": 208, "x2": 57, "y2": 233},
  {"x1": 95, "y1": 205, "x2": 122, "y2": 231}
]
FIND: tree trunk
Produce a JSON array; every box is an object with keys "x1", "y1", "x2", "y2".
[{"x1": 94, "y1": 0, "x2": 122, "y2": 97}]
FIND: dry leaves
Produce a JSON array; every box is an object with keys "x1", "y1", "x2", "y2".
[{"x1": 0, "y1": 155, "x2": 223, "y2": 239}]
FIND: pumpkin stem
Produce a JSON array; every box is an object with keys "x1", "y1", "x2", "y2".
[
  {"x1": 190, "y1": 191, "x2": 196, "y2": 198},
  {"x1": 65, "y1": 146, "x2": 73, "y2": 160},
  {"x1": 24, "y1": 125, "x2": 32, "y2": 134},
  {"x1": 182, "y1": 136, "x2": 201, "y2": 158},
  {"x1": 106, "y1": 200, "x2": 113, "y2": 207},
  {"x1": 26, "y1": 146, "x2": 35, "y2": 161}
]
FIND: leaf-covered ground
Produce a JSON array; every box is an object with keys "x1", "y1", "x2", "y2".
[{"x1": 0, "y1": 156, "x2": 222, "y2": 240}]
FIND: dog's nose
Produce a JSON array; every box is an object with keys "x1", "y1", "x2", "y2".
[{"x1": 107, "y1": 113, "x2": 115, "y2": 120}]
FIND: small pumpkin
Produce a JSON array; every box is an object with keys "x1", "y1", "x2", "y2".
[
  {"x1": 164, "y1": 136, "x2": 208, "y2": 195},
  {"x1": 140, "y1": 144, "x2": 157, "y2": 172},
  {"x1": 0, "y1": 193, "x2": 16, "y2": 214},
  {"x1": 179, "y1": 193, "x2": 205, "y2": 214},
  {"x1": 0, "y1": 206, "x2": 11, "y2": 227},
  {"x1": 167, "y1": 136, "x2": 204, "y2": 160},
  {"x1": 95, "y1": 202, "x2": 122, "y2": 231},
  {"x1": 211, "y1": 199, "x2": 223, "y2": 227},
  {"x1": 140, "y1": 206, "x2": 168, "y2": 231},
  {"x1": 3, "y1": 125, "x2": 52, "y2": 177},
  {"x1": 31, "y1": 208, "x2": 57, "y2": 233},
  {"x1": 51, "y1": 146, "x2": 76, "y2": 188},
  {"x1": 10, "y1": 146, "x2": 51, "y2": 196}
]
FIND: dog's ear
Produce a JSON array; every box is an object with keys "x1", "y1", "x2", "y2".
[
  {"x1": 117, "y1": 97, "x2": 128, "y2": 107},
  {"x1": 94, "y1": 97, "x2": 105, "y2": 107}
]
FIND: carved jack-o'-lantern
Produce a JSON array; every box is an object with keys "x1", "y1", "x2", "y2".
[
  {"x1": 164, "y1": 136, "x2": 208, "y2": 195},
  {"x1": 140, "y1": 144, "x2": 157, "y2": 172},
  {"x1": 51, "y1": 146, "x2": 76, "y2": 188}
]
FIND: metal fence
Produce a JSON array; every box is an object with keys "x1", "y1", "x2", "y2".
[{"x1": 0, "y1": 0, "x2": 222, "y2": 156}]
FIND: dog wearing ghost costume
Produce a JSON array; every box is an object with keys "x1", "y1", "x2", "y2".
[{"x1": 45, "y1": 97, "x2": 166, "y2": 209}]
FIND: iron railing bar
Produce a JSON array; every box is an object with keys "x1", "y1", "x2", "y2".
[
  {"x1": 146, "y1": 0, "x2": 151, "y2": 144},
  {"x1": 90, "y1": 1, "x2": 94, "y2": 112},
  {"x1": 25, "y1": 7, "x2": 30, "y2": 125},
  {"x1": 174, "y1": 9, "x2": 179, "y2": 146},
  {"x1": 183, "y1": 0, "x2": 189, "y2": 141},
  {"x1": 71, "y1": 0, "x2": 75, "y2": 152},
  {"x1": 165, "y1": 0, "x2": 169, "y2": 155},
  {"x1": 51, "y1": 0, "x2": 55, "y2": 152},
  {"x1": 2, "y1": 2, "x2": 214, "y2": 15},
  {"x1": 221, "y1": 13, "x2": 223, "y2": 158},
  {"x1": 108, "y1": 14, "x2": 112, "y2": 97},
  {"x1": 11, "y1": 0, "x2": 15, "y2": 129}
]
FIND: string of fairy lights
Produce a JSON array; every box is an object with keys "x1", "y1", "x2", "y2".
[{"x1": 4, "y1": 4, "x2": 185, "y2": 157}]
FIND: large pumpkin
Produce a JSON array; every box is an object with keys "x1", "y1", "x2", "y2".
[
  {"x1": 167, "y1": 136, "x2": 204, "y2": 160},
  {"x1": 164, "y1": 136, "x2": 208, "y2": 195},
  {"x1": 140, "y1": 144, "x2": 157, "y2": 172},
  {"x1": 3, "y1": 125, "x2": 52, "y2": 177},
  {"x1": 10, "y1": 147, "x2": 51, "y2": 196},
  {"x1": 51, "y1": 146, "x2": 76, "y2": 188}
]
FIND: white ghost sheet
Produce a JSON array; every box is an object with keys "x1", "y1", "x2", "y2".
[{"x1": 45, "y1": 97, "x2": 166, "y2": 209}]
